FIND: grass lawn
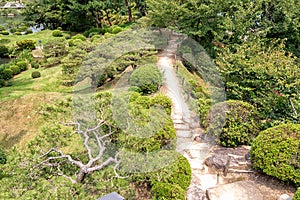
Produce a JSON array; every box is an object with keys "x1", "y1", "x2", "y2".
[
  {"x1": 0, "y1": 64, "x2": 73, "y2": 149},
  {"x1": 0, "y1": 30, "x2": 70, "y2": 48}
]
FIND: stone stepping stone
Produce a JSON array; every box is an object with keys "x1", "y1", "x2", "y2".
[
  {"x1": 176, "y1": 130, "x2": 192, "y2": 137},
  {"x1": 174, "y1": 123, "x2": 190, "y2": 130}
]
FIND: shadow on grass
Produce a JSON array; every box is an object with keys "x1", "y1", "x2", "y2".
[{"x1": 0, "y1": 130, "x2": 27, "y2": 150}]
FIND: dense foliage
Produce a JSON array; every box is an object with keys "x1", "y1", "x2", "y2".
[
  {"x1": 251, "y1": 124, "x2": 300, "y2": 186},
  {"x1": 295, "y1": 188, "x2": 300, "y2": 200},
  {"x1": 130, "y1": 65, "x2": 162, "y2": 94},
  {"x1": 206, "y1": 100, "x2": 261, "y2": 147}
]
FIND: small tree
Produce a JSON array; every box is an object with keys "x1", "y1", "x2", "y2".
[{"x1": 130, "y1": 65, "x2": 162, "y2": 94}]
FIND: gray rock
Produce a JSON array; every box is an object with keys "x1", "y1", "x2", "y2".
[
  {"x1": 206, "y1": 181, "x2": 263, "y2": 200},
  {"x1": 205, "y1": 155, "x2": 228, "y2": 170},
  {"x1": 187, "y1": 185, "x2": 206, "y2": 200},
  {"x1": 277, "y1": 194, "x2": 292, "y2": 200}
]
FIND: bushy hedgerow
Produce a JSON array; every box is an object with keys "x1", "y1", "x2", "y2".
[
  {"x1": 0, "y1": 149, "x2": 6, "y2": 164},
  {"x1": 0, "y1": 45, "x2": 9, "y2": 57},
  {"x1": 9, "y1": 65, "x2": 20, "y2": 75},
  {"x1": 294, "y1": 188, "x2": 300, "y2": 200},
  {"x1": 52, "y1": 30, "x2": 63, "y2": 37},
  {"x1": 130, "y1": 65, "x2": 162, "y2": 95},
  {"x1": 14, "y1": 31, "x2": 22, "y2": 35},
  {"x1": 150, "y1": 94, "x2": 172, "y2": 116},
  {"x1": 25, "y1": 29, "x2": 33, "y2": 34},
  {"x1": 31, "y1": 71, "x2": 41, "y2": 78},
  {"x1": 83, "y1": 27, "x2": 101, "y2": 37},
  {"x1": 16, "y1": 61, "x2": 28, "y2": 71},
  {"x1": 250, "y1": 124, "x2": 300, "y2": 186},
  {"x1": 2, "y1": 68, "x2": 13, "y2": 80},
  {"x1": 90, "y1": 34, "x2": 102, "y2": 43},
  {"x1": 206, "y1": 100, "x2": 261, "y2": 147},
  {"x1": 71, "y1": 34, "x2": 86, "y2": 41},
  {"x1": 111, "y1": 26, "x2": 123, "y2": 34},
  {"x1": 16, "y1": 39, "x2": 36, "y2": 51}
]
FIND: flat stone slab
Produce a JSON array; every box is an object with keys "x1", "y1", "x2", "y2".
[
  {"x1": 174, "y1": 123, "x2": 190, "y2": 130},
  {"x1": 206, "y1": 181, "x2": 263, "y2": 200},
  {"x1": 177, "y1": 130, "x2": 192, "y2": 137}
]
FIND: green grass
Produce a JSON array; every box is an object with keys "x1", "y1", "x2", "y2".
[
  {"x1": 0, "y1": 66, "x2": 72, "y2": 100},
  {"x1": 0, "y1": 30, "x2": 70, "y2": 48}
]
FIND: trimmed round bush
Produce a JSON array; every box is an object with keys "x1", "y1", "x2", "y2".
[
  {"x1": 150, "y1": 94, "x2": 172, "y2": 115},
  {"x1": 0, "y1": 45, "x2": 9, "y2": 57},
  {"x1": 16, "y1": 39, "x2": 36, "y2": 50},
  {"x1": 52, "y1": 30, "x2": 63, "y2": 37},
  {"x1": 294, "y1": 188, "x2": 300, "y2": 200},
  {"x1": 14, "y1": 31, "x2": 22, "y2": 35},
  {"x1": 206, "y1": 100, "x2": 261, "y2": 147},
  {"x1": 250, "y1": 124, "x2": 300, "y2": 186},
  {"x1": 9, "y1": 65, "x2": 20, "y2": 75},
  {"x1": 91, "y1": 34, "x2": 102, "y2": 43},
  {"x1": 1, "y1": 30, "x2": 9, "y2": 35},
  {"x1": 130, "y1": 65, "x2": 162, "y2": 95},
  {"x1": 31, "y1": 61, "x2": 40, "y2": 69},
  {"x1": 111, "y1": 26, "x2": 123, "y2": 34},
  {"x1": 16, "y1": 61, "x2": 28, "y2": 71},
  {"x1": 0, "y1": 149, "x2": 6, "y2": 164},
  {"x1": 71, "y1": 34, "x2": 86, "y2": 41},
  {"x1": 31, "y1": 71, "x2": 41, "y2": 79}
]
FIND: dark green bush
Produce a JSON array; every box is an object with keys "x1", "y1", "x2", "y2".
[
  {"x1": 0, "y1": 45, "x2": 9, "y2": 57},
  {"x1": 16, "y1": 39, "x2": 36, "y2": 50},
  {"x1": 31, "y1": 61, "x2": 40, "y2": 69},
  {"x1": 2, "y1": 68, "x2": 13, "y2": 80},
  {"x1": 31, "y1": 71, "x2": 41, "y2": 78},
  {"x1": 25, "y1": 29, "x2": 33, "y2": 34},
  {"x1": 0, "y1": 79, "x2": 5, "y2": 87},
  {"x1": 0, "y1": 149, "x2": 6, "y2": 164},
  {"x1": 151, "y1": 182, "x2": 186, "y2": 200},
  {"x1": 130, "y1": 65, "x2": 162, "y2": 95},
  {"x1": 16, "y1": 61, "x2": 28, "y2": 71},
  {"x1": 1, "y1": 30, "x2": 9, "y2": 35},
  {"x1": 52, "y1": 30, "x2": 63, "y2": 37},
  {"x1": 83, "y1": 27, "x2": 101, "y2": 37},
  {"x1": 294, "y1": 188, "x2": 300, "y2": 200},
  {"x1": 206, "y1": 100, "x2": 261, "y2": 147},
  {"x1": 9, "y1": 65, "x2": 20, "y2": 75},
  {"x1": 250, "y1": 124, "x2": 300, "y2": 186}
]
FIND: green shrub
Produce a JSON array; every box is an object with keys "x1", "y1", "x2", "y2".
[
  {"x1": 150, "y1": 94, "x2": 172, "y2": 115},
  {"x1": 90, "y1": 34, "x2": 102, "y2": 43},
  {"x1": 0, "y1": 45, "x2": 9, "y2": 57},
  {"x1": 31, "y1": 71, "x2": 41, "y2": 78},
  {"x1": 294, "y1": 188, "x2": 300, "y2": 200},
  {"x1": 0, "y1": 25, "x2": 5, "y2": 31},
  {"x1": 206, "y1": 100, "x2": 261, "y2": 147},
  {"x1": 16, "y1": 61, "x2": 28, "y2": 71},
  {"x1": 16, "y1": 39, "x2": 36, "y2": 50},
  {"x1": 71, "y1": 34, "x2": 86, "y2": 41},
  {"x1": 250, "y1": 124, "x2": 300, "y2": 186},
  {"x1": 111, "y1": 26, "x2": 123, "y2": 34},
  {"x1": 83, "y1": 27, "x2": 101, "y2": 37},
  {"x1": 150, "y1": 151, "x2": 191, "y2": 191},
  {"x1": 151, "y1": 182, "x2": 186, "y2": 200},
  {"x1": 2, "y1": 68, "x2": 13, "y2": 80},
  {"x1": 1, "y1": 30, "x2": 9, "y2": 35},
  {"x1": 57, "y1": 27, "x2": 62, "y2": 31},
  {"x1": 25, "y1": 29, "x2": 33, "y2": 34},
  {"x1": 31, "y1": 61, "x2": 40, "y2": 69},
  {"x1": 9, "y1": 65, "x2": 20, "y2": 75},
  {"x1": 52, "y1": 30, "x2": 63, "y2": 37},
  {"x1": 10, "y1": 27, "x2": 17, "y2": 33},
  {"x1": 0, "y1": 39, "x2": 11, "y2": 44},
  {"x1": 14, "y1": 31, "x2": 22, "y2": 35},
  {"x1": 130, "y1": 65, "x2": 162, "y2": 95},
  {"x1": 0, "y1": 149, "x2": 6, "y2": 164},
  {"x1": 0, "y1": 79, "x2": 5, "y2": 87}
]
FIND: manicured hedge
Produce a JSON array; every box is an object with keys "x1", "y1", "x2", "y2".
[{"x1": 250, "y1": 124, "x2": 300, "y2": 186}]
